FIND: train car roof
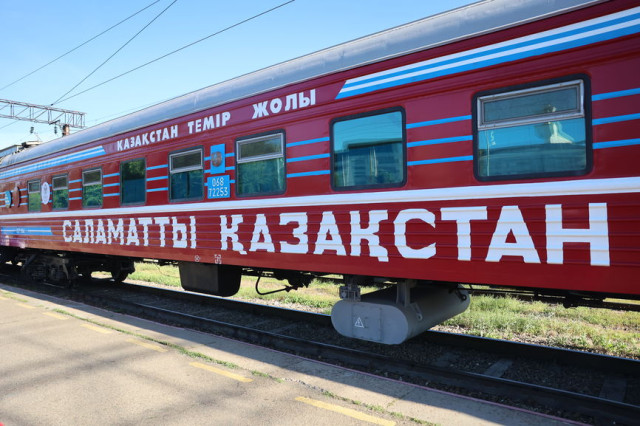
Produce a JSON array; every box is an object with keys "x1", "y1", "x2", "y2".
[{"x1": 0, "y1": 0, "x2": 602, "y2": 168}]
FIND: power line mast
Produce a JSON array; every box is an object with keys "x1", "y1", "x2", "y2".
[{"x1": 0, "y1": 99, "x2": 85, "y2": 130}]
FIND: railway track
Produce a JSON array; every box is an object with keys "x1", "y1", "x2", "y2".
[
  {"x1": 309, "y1": 274, "x2": 640, "y2": 312},
  {"x1": 1, "y1": 270, "x2": 637, "y2": 425},
  {"x1": 465, "y1": 288, "x2": 640, "y2": 312}
]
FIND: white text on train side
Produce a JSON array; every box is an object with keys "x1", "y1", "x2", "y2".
[
  {"x1": 252, "y1": 89, "x2": 316, "y2": 119},
  {"x1": 219, "y1": 203, "x2": 609, "y2": 266},
  {"x1": 57, "y1": 203, "x2": 609, "y2": 267},
  {"x1": 187, "y1": 112, "x2": 231, "y2": 134},
  {"x1": 62, "y1": 216, "x2": 196, "y2": 248},
  {"x1": 116, "y1": 125, "x2": 179, "y2": 152}
]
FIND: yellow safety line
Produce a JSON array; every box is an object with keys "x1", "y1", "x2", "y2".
[
  {"x1": 127, "y1": 338, "x2": 168, "y2": 353},
  {"x1": 16, "y1": 303, "x2": 36, "y2": 309},
  {"x1": 295, "y1": 396, "x2": 396, "y2": 426},
  {"x1": 44, "y1": 312, "x2": 68, "y2": 320},
  {"x1": 189, "y1": 361, "x2": 253, "y2": 383},
  {"x1": 81, "y1": 323, "x2": 113, "y2": 334}
]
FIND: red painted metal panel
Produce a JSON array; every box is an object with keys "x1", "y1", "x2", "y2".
[{"x1": 1, "y1": 0, "x2": 638, "y2": 297}]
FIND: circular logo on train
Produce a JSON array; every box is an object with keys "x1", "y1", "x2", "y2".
[
  {"x1": 41, "y1": 181, "x2": 51, "y2": 205},
  {"x1": 3, "y1": 190, "x2": 11, "y2": 207}
]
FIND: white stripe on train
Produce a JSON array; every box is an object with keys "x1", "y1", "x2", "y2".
[{"x1": 0, "y1": 176, "x2": 637, "y2": 220}]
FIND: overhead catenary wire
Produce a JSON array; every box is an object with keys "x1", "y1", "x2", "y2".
[
  {"x1": 0, "y1": 120, "x2": 17, "y2": 131},
  {"x1": 51, "y1": 0, "x2": 179, "y2": 106},
  {"x1": 0, "y1": 0, "x2": 162, "y2": 93},
  {"x1": 1, "y1": 0, "x2": 295, "y2": 133},
  {"x1": 53, "y1": 0, "x2": 296, "y2": 106}
]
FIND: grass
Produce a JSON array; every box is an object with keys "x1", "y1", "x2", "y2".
[
  {"x1": 128, "y1": 262, "x2": 640, "y2": 359},
  {"x1": 234, "y1": 278, "x2": 345, "y2": 312},
  {"x1": 129, "y1": 262, "x2": 182, "y2": 287},
  {"x1": 129, "y1": 262, "x2": 362, "y2": 313},
  {"x1": 440, "y1": 297, "x2": 640, "y2": 358}
]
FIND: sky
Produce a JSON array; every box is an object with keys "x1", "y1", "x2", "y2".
[{"x1": 0, "y1": 0, "x2": 476, "y2": 150}]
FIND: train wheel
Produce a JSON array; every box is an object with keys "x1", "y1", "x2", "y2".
[
  {"x1": 110, "y1": 260, "x2": 135, "y2": 284},
  {"x1": 0, "y1": 247, "x2": 17, "y2": 266},
  {"x1": 111, "y1": 270, "x2": 129, "y2": 284}
]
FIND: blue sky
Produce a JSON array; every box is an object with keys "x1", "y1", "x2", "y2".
[{"x1": 0, "y1": 0, "x2": 475, "y2": 149}]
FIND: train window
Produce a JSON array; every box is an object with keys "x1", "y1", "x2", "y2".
[
  {"x1": 82, "y1": 168, "x2": 103, "y2": 208},
  {"x1": 28, "y1": 180, "x2": 41, "y2": 212},
  {"x1": 331, "y1": 108, "x2": 405, "y2": 190},
  {"x1": 474, "y1": 78, "x2": 590, "y2": 180},
  {"x1": 169, "y1": 148, "x2": 203, "y2": 201},
  {"x1": 121, "y1": 158, "x2": 146, "y2": 205},
  {"x1": 236, "y1": 132, "x2": 285, "y2": 196},
  {"x1": 52, "y1": 175, "x2": 68, "y2": 209}
]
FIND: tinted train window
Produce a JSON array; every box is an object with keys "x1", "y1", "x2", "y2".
[
  {"x1": 170, "y1": 148, "x2": 203, "y2": 201},
  {"x1": 236, "y1": 132, "x2": 285, "y2": 196},
  {"x1": 83, "y1": 169, "x2": 103, "y2": 208},
  {"x1": 474, "y1": 78, "x2": 590, "y2": 180},
  {"x1": 332, "y1": 109, "x2": 405, "y2": 189},
  {"x1": 28, "y1": 180, "x2": 41, "y2": 212},
  {"x1": 121, "y1": 158, "x2": 146, "y2": 205},
  {"x1": 52, "y1": 175, "x2": 68, "y2": 209}
]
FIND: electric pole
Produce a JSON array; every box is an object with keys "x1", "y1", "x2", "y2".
[{"x1": 0, "y1": 99, "x2": 85, "y2": 130}]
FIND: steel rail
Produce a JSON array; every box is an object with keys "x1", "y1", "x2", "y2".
[
  {"x1": 70, "y1": 282, "x2": 640, "y2": 424},
  {"x1": 1, "y1": 272, "x2": 637, "y2": 424},
  {"x1": 306, "y1": 275, "x2": 640, "y2": 312},
  {"x1": 112, "y1": 282, "x2": 639, "y2": 373}
]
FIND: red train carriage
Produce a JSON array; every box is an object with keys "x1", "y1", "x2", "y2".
[{"x1": 1, "y1": 0, "x2": 638, "y2": 344}]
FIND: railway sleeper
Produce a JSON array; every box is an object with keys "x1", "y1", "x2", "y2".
[{"x1": 332, "y1": 280, "x2": 470, "y2": 345}]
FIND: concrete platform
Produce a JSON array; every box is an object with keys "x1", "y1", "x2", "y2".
[{"x1": 0, "y1": 283, "x2": 579, "y2": 425}]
